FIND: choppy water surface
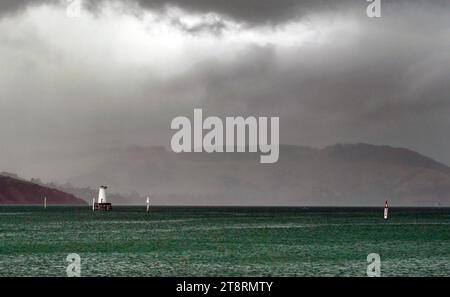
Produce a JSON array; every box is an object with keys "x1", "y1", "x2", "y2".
[{"x1": 0, "y1": 206, "x2": 449, "y2": 276}]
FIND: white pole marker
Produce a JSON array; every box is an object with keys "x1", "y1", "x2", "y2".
[{"x1": 384, "y1": 200, "x2": 389, "y2": 220}]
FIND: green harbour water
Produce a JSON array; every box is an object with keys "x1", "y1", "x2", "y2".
[{"x1": 0, "y1": 206, "x2": 449, "y2": 277}]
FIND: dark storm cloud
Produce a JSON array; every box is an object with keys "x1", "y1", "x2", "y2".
[
  {"x1": 0, "y1": 0, "x2": 34, "y2": 13},
  {"x1": 106, "y1": 0, "x2": 450, "y2": 26},
  {"x1": 132, "y1": 0, "x2": 345, "y2": 25},
  {"x1": 130, "y1": 0, "x2": 450, "y2": 25},
  {"x1": 1, "y1": 1, "x2": 447, "y2": 25},
  {"x1": 0, "y1": 0, "x2": 341, "y2": 24},
  {"x1": 0, "y1": 0, "x2": 57, "y2": 16},
  {"x1": 1, "y1": 1, "x2": 449, "y2": 28}
]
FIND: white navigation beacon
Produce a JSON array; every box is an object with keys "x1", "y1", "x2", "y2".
[
  {"x1": 94, "y1": 185, "x2": 112, "y2": 211},
  {"x1": 384, "y1": 200, "x2": 389, "y2": 220},
  {"x1": 98, "y1": 185, "x2": 107, "y2": 203},
  {"x1": 146, "y1": 196, "x2": 150, "y2": 212}
]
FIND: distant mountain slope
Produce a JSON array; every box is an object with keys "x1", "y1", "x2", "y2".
[
  {"x1": 0, "y1": 175, "x2": 86, "y2": 205},
  {"x1": 323, "y1": 143, "x2": 450, "y2": 174},
  {"x1": 64, "y1": 143, "x2": 450, "y2": 206}
]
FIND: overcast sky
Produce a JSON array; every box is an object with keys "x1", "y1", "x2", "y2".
[{"x1": 1, "y1": 0, "x2": 450, "y2": 181}]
